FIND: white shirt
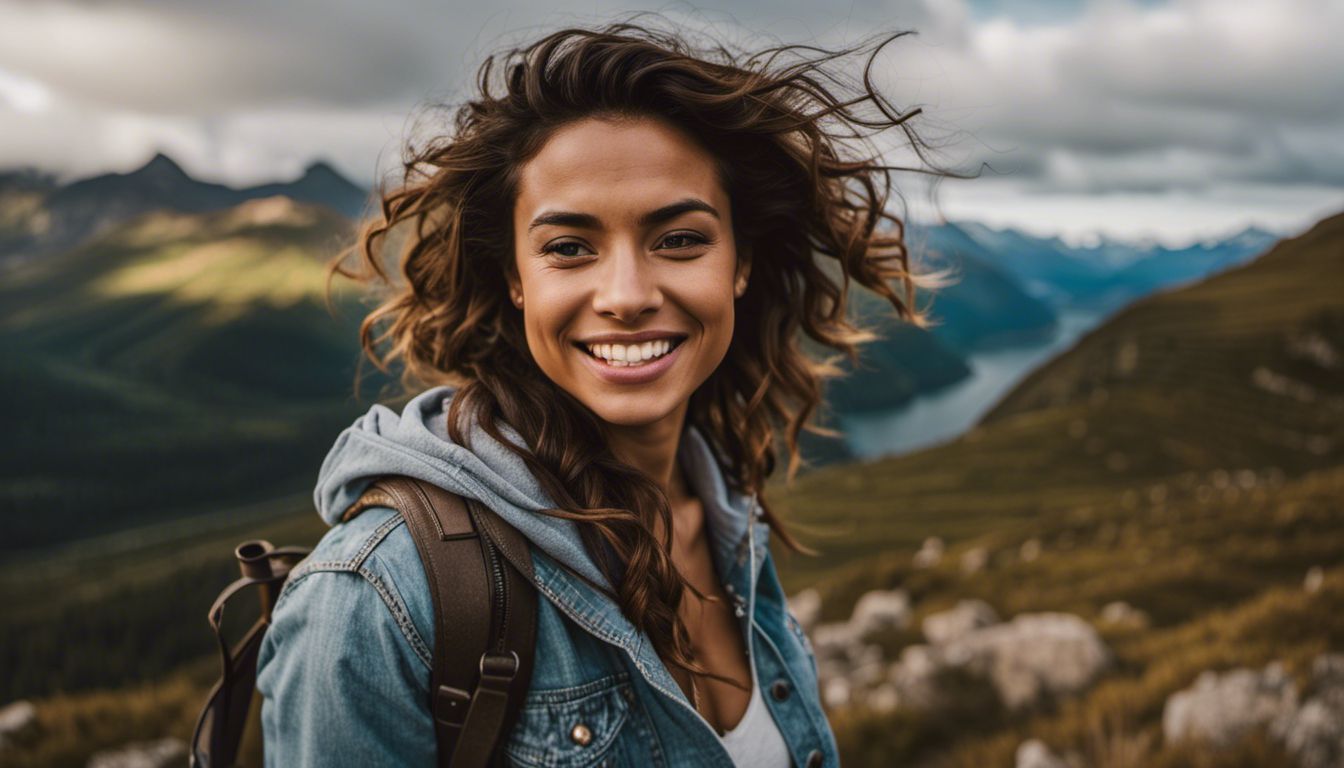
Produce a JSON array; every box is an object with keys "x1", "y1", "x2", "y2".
[{"x1": 719, "y1": 671, "x2": 793, "y2": 767}]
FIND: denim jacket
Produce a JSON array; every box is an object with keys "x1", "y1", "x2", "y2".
[{"x1": 255, "y1": 386, "x2": 838, "y2": 767}]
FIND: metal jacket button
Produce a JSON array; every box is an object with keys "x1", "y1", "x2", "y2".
[
  {"x1": 570, "y1": 723, "x2": 593, "y2": 746},
  {"x1": 770, "y1": 679, "x2": 791, "y2": 701},
  {"x1": 805, "y1": 748, "x2": 823, "y2": 768}
]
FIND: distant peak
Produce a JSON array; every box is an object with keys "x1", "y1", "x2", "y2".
[
  {"x1": 300, "y1": 159, "x2": 347, "y2": 182},
  {"x1": 133, "y1": 151, "x2": 189, "y2": 179}
]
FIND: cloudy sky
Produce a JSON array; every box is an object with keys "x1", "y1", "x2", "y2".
[{"x1": 1, "y1": 0, "x2": 1341, "y2": 245}]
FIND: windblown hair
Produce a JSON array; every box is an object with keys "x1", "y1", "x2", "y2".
[{"x1": 329, "y1": 17, "x2": 946, "y2": 688}]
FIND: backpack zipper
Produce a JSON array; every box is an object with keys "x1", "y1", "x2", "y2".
[{"x1": 483, "y1": 535, "x2": 509, "y2": 650}]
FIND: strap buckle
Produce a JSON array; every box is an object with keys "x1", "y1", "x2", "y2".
[
  {"x1": 432, "y1": 651, "x2": 519, "y2": 729},
  {"x1": 433, "y1": 685, "x2": 473, "y2": 729},
  {"x1": 478, "y1": 650, "x2": 520, "y2": 687}
]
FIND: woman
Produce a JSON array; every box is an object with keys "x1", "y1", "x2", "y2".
[{"x1": 257, "y1": 18, "x2": 932, "y2": 768}]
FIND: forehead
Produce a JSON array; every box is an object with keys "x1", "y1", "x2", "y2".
[{"x1": 513, "y1": 115, "x2": 727, "y2": 224}]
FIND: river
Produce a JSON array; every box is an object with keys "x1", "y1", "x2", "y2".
[{"x1": 840, "y1": 308, "x2": 1108, "y2": 459}]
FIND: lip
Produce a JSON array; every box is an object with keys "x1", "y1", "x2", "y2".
[
  {"x1": 575, "y1": 330, "x2": 688, "y2": 344},
  {"x1": 576, "y1": 336, "x2": 686, "y2": 385}
]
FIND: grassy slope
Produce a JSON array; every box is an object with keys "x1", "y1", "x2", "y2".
[
  {"x1": 755, "y1": 211, "x2": 1344, "y2": 766},
  {"x1": 0, "y1": 197, "x2": 393, "y2": 552},
  {"x1": 3, "y1": 212, "x2": 1341, "y2": 767}
]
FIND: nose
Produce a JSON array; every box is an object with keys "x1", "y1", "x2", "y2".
[{"x1": 590, "y1": 244, "x2": 662, "y2": 323}]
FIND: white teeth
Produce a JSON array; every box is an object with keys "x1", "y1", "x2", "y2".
[{"x1": 585, "y1": 338, "x2": 677, "y2": 366}]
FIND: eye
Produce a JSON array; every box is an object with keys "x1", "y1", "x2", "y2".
[
  {"x1": 540, "y1": 240, "x2": 592, "y2": 258},
  {"x1": 659, "y1": 232, "x2": 709, "y2": 251}
]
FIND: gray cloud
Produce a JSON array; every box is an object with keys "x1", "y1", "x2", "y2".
[
  {"x1": 0, "y1": 0, "x2": 1340, "y2": 242},
  {"x1": 876, "y1": 0, "x2": 1344, "y2": 194}
]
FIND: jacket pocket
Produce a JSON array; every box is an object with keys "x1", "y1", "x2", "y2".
[{"x1": 503, "y1": 673, "x2": 634, "y2": 768}]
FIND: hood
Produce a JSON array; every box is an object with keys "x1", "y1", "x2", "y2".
[{"x1": 314, "y1": 385, "x2": 758, "y2": 594}]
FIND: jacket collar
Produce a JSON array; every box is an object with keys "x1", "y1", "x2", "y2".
[{"x1": 527, "y1": 421, "x2": 770, "y2": 709}]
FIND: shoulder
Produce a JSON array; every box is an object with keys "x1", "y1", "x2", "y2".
[
  {"x1": 255, "y1": 507, "x2": 441, "y2": 764},
  {"x1": 268, "y1": 506, "x2": 435, "y2": 673}
]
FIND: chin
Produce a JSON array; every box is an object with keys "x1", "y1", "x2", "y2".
[{"x1": 587, "y1": 397, "x2": 681, "y2": 430}]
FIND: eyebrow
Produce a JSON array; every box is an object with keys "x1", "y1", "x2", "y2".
[{"x1": 527, "y1": 197, "x2": 720, "y2": 233}]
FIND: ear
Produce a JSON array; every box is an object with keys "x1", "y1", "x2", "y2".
[
  {"x1": 734, "y1": 246, "x2": 752, "y2": 296},
  {"x1": 505, "y1": 271, "x2": 523, "y2": 306}
]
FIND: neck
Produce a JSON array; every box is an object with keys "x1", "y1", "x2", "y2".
[
  {"x1": 602, "y1": 399, "x2": 693, "y2": 503},
  {"x1": 601, "y1": 400, "x2": 701, "y2": 548}
]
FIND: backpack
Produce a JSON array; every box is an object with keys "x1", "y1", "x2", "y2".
[{"x1": 189, "y1": 475, "x2": 539, "y2": 768}]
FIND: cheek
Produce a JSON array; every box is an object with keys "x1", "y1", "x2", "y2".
[
  {"x1": 519, "y1": 283, "x2": 579, "y2": 359},
  {"x1": 690, "y1": 287, "x2": 738, "y2": 355}
]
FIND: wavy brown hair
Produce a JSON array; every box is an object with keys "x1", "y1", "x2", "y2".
[{"x1": 328, "y1": 17, "x2": 946, "y2": 688}]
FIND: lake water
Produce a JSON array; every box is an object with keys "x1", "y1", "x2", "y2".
[{"x1": 840, "y1": 308, "x2": 1107, "y2": 459}]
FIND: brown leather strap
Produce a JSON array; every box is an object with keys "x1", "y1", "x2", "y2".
[
  {"x1": 191, "y1": 543, "x2": 309, "y2": 768},
  {"x1": 348, "y1": 476, "x2": 537, "y2": 768}
]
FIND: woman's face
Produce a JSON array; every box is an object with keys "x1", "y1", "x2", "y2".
[{"x1": 509, "y1": 114, "x2": 750, "y2": 431}]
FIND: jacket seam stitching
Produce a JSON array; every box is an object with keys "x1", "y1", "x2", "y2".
[
  {"x1": 271, "y1": 566, "x2": 433, "y2": 673},
  {"x1": 279, "y1": 511, "x2": 406, "y2": 593},
  {"x1": 350, "y1": 510, "x2": 406, "y2": 568},
  {"x1": 279, "y1": 561, "x2": 352, "y2": 599},
  {"x1": 357, "y1": 564, "x2": 434, "y2": 672}
]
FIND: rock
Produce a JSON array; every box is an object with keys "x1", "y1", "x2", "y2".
[
  {"x1": 866, "y1": 683, "x2": 900, "y2": 714},
  {"x1": 823, "y1": 677, "x2": 852, "y2": 709},
  {"x1": 1162, "y1": 662, "x2": 1299, "y2": 748},
  {"x1": 787, "y1": 588, "x2": 822, "y2": 633},
  {"x1": 913, "y1": 537, "x2": 944, "y2": 569},
  {"x1": 1015, "y1": 738, "x2": 1069, "y2": 768},
  {"x1": 849, "y1": 646, "x2": 888, "y2": 689},
  {"x1": 923, "y1": 599, "x2": 1000, "y2": 645},
  {"x1": 1305, "y1": 566, "x2": 1325, "y2": 594},
  {"x1": 87, "y1": 737, "x2": 189, "y2": 768},
  {"x1": 1283, "y1": 698, "x2": 1344, "y2": 768},
  {"x1": 1100, "y1": 600, "x2": 1150, "y2": 629},
  {"x1": 888, "y1": 644, "x2": 948, "y2": 711},
  {"x1": 849, "y1": 589, "x2": 911, "y2": 638},
  {"x1": 1282, "y1": 654, "x2": 1344, "y2": 768},
  {"x1": 0, "y1": 700, "x2": 38, "y2": 750},
  {"x1": 953, "y1": 612, "x2": 1112, "y2": 711},
  {"x1": 891, "y1": 612, "x2": 1112, "y2": 713},
  {"x1": 1019, "y1": 538, "x2": 1042, "y2": 562},
  {"x1": 1312, "y1": 653, "x2": 1344, "y2": 692},
  {"x1": 961, "y1": 547, "x2": 989, "y2": 575},
  {"x1": 811, "y1": 622, "x2": 860, "y2": 665}
]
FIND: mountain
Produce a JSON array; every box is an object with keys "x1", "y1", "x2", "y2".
[
  {"x1": 239, "y1": 160, "x2": 371, "y2": 219},
  {"x1": 982, "y1": 211, "x2": 1343, "y2": 475},
  {"x1": 942, "y1": 220, "x2": 1280, "y2": 313},
  {"x1": 1110, "y1": 226, "x2": 1280, "y2": 296},
  {"x1": 0, "y1": 153, "x2": 371, "y2": 267},
  {"x1": 0, "y1": 196, "x2": 393, "y2": 552},
  {"x1": 906, "y1": 223, "x2": 1060, "y2": 352},
  {"x1": 944, "y1": 220, "x2": 1115, "y2": 306},
  {"x1": 0, "y1": 168, "x2": 61, "y2": 261}
]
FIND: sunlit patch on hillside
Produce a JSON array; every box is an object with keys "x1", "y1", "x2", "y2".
[{"x1": 88, "y1": 239, "x2": 347, "y2": 324}]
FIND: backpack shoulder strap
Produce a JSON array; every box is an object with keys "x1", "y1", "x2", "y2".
[{"x1": 346, "y1": 475, "x2": 538, "y2": 768}]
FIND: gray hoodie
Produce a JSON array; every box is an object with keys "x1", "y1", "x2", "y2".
[{"x1": 313, "y1": 383, "x2": 756, "y2": 597}]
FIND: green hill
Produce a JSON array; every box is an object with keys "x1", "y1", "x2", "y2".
[
  {"x1": 0, "y1": 196, "x2": 391, "y2": 552},
  {"x1": 2, "y1": 210, "x2": 1340, "y2": 768},
  {"x1": 983, "y1": 210, "x2": 1344, "y2": 476},
  {"x1": 755, "y1": 211, "x2": 1344, "y2": 766}
]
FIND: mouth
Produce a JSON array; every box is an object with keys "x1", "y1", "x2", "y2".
[{"x1": 572, "y1": 335, "x2": 688, "y2": 368}]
